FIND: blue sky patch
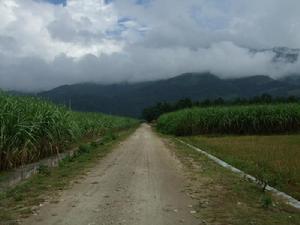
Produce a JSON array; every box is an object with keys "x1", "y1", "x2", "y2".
[
  {"x1": 104, "y1": 0, "x2": 113, "y2": 4},
  {"x1": 104, "y1": 0, "x2": 151, "y2": 6},
  {"x1": 44, "y1": 0, "x2": 66, "y2": 6},
  {"x1": 135, "y1": 0, "x2": 151, "y2": 5}
]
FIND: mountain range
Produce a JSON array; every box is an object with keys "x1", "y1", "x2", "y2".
[{"x1": 38, "y1": 73, "x2": 300, "y2": 118}]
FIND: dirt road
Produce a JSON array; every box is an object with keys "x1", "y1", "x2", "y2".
[{"x1": 22, "y1": 124, "x2": 200, "y2": 225}]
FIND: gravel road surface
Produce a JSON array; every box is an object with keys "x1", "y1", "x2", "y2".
[{"x1": 22, "y1": 124, "x2": 200, "y2": 225}]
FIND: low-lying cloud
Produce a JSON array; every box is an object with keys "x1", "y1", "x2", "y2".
[{"x1": 0, "y1": 0, "x2": 300, "y2": 91}]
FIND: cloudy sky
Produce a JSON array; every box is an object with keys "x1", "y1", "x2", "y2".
[{"x1": 1, "y1": 0, "x2": 300, "y2": 91}]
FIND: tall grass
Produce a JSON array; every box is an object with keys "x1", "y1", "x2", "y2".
[
  {"x1": 157, "y1": 104, "x2": 300, "y2": 136},
  {"x1": 0, "y1": 93, "x2": 138, "y2": 170}
]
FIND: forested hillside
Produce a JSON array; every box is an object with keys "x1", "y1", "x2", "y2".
[{"x1": 39, "y1": 73, "x2": 300, "y2": 117}]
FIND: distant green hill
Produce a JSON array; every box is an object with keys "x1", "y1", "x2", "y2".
[{"x1": 38, "y1": 73, "x2": 300, "y2": 117}]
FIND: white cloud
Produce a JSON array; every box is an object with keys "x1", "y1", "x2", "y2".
[
  {"x1": 0, "y1": 0, "x2": 122, "y2": 60},
  {"x1": 0, "y1": 0, "x2": 300, "y2": 91}
]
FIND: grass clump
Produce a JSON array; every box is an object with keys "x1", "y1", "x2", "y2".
[
  {"x1": 78, "y1": 144, "x2": 92, "y2": 154},
  {"x1": 37, "y1": 165, "x2": 51, "y2": 176},
  {"x1": 261, "y1": 194, "x2": 273, "y2": 209}
]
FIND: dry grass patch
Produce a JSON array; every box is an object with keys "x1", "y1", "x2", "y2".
[{"x1": 182, "y1": 134, "x2": 300, "y2": 200}]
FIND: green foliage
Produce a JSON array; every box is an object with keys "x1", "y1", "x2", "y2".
[
  {"x1": 90, "y1": 141, "x2": 99, "y2": 148},
  {"x1": 143, "y1": 98, "x2": 193, "y2": 122},
  {"x1": 157, "y1": 104, "x2": 300, "y2": 136},
  {"x1": 261, "y1": 194, "x2": 273, "y2": 209},
  {"x1": 0, "y1": 92, "x2": 138, "y2": 170},
  {"x1": 37, "y1": 165, "x2": 51, "y2": 176},
  {"x1": 78, "y1": 144, "x2": 92, "y2": 154},
  {"x1": 252, "y1": 161, "x2": 277, "y2": 192},
  {"x1": 105, "y1": 131, "x2": 117, "y2": 141},
  {"x1": 143, "y1": 95, "x2": 299, "y2": 122}
]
